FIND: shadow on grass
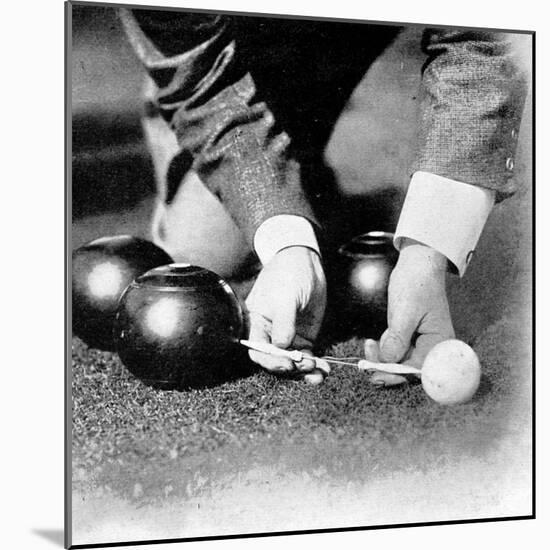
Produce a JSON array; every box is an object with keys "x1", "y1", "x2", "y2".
[
  {"x1": 476, "y1": 374, "x2": 493, "y2": 400},
  {"x1": 118, "y1": 340, "x2": 258, "y2": 392}
]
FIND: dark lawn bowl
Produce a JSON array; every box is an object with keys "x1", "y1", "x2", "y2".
[
  {"x1": 115, "y1": 263, "x2": 248, "y2": 390},
  {"x1": 334, "y1": 231, "x2": 398, "y2": 338},
  {"x1": 72, "y1": 235, "x2": 173, "y2": 350}
]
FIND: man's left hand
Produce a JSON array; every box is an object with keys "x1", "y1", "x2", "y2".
[{"x1": 372, "y1": 239, "x2": 455, "y2": 386}]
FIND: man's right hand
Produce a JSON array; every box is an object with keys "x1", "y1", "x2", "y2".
[{"x1": 245, "y1": 246, "x2": 327, "y2": 374}]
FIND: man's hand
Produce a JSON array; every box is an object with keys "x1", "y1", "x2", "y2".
[
  {"x1": 245, "y1": 246, "x2": 327, "y2": 374},
  {"x1": 372, "y1": 239, "x2": 455, "y2": 385}
]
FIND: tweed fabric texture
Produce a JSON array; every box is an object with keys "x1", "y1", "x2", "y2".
[
  {"x1": 413, "y1": 29, "x2": 527, "y2": 200},
  {"x1": 120, "y1": 10, "x2": 318, "y2": 245},
  {"x1": 120, "y1": 10, "x2": 528, "y2": 245}
]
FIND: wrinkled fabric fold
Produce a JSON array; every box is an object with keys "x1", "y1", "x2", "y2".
[
  {"x1": 119, "y1": 9, "x2": 317, "y2": 246},
  {"x1": 120, "y1": 9, "x2": 528, "y2": 246}
]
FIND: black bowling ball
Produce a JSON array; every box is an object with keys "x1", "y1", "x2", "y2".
[
  {"x1": 114, "y1": 263, "x2": 246, "y2": 390},
  {"x1": 335, "y1": 231, "x2": 398, "y2": 338},
  {"x1": 72, "y1": 235, "x2": 173, "y2": 350}
]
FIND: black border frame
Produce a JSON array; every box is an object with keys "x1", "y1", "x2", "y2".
[{"x1": 65, "y1": 1, "x2": 536, "y2": 548}]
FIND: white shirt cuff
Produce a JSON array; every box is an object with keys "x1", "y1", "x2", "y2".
[
  {"x1": 394, "y1": 171, "x2": 495, "y2": 276},
  {"x1": 254, "y1": 215, "x2": 321, "y2": 266}
]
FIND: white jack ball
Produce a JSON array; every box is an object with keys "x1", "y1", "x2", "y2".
[{"x1": 422, "y1": 340, "x2": 481, "y2": 405}]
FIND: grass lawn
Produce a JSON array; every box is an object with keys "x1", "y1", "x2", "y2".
[
  {"x1": 70, "y1": 298, "x2": 531, "y2": 543},
  {"x1": 69, "y1": 10, "x2": 533, "y2": 546}
]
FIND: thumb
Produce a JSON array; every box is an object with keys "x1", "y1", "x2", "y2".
[
  {"x1": 407, "y1": 332, "x2": 447, "y2": 369},
  {"x1": 407, "y1": 312, "x2": 455, "y2": 368},
  {"x1": 380, "y1": 307, "x2": 417, "y2": 363},
  {"x1": 271, "y1": 301, "x2": 297, "y2": 348}
]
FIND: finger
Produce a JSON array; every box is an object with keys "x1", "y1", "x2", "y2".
[
  {"x1": 379, "y1": 328, "x2": 413, "y2": 364},
  {"x1": 363, "y1": 339, "x2": 380, "y2": 362},
  {"x1": 295, "y1": 304, "x2": 325, "y2": 344},
  {"x1": 248, "y1": 350, "x2": 294, "y2": 372},
  {"x1": 271, "y1": 301, "x2": 297, "y2": 349},
  {"x1": 407, "y1": 326, "x2": 455, "y2": 370},
  {"x1": 293, "y1": 334, "x2": 314, "y2": 351},
  {"x1": 379, "y1": 303, "x2": 418, "y2": 363},
  {"x1": 302, "y1": 368, "x2": 326, "y2": 386},
  {"x1": 248, "y1": 313, "x2": 294, "y2": 373},
  {"x1": 370, "y1": 371, "x2": 408, "y2": 387},
  {"x1": 294, "y1": 349, "x2": 316, "y2": 372},
  {"x1": 247, "y1": 310, "x2": 272, "y2": 338},
  {"x1": 313, "y1": 358, "x2": 331, "y2": 375}
]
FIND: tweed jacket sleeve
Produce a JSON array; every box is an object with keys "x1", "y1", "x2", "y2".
[
  {"x1": 120, "y1": 9, "x2": 528, "y2": 248},
  {"x1": 413, "y1": 28, "x2": 528, "y2": 201},
  {"x1": 119, "y1": 9, "x2": 317, "y2": 247}
]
